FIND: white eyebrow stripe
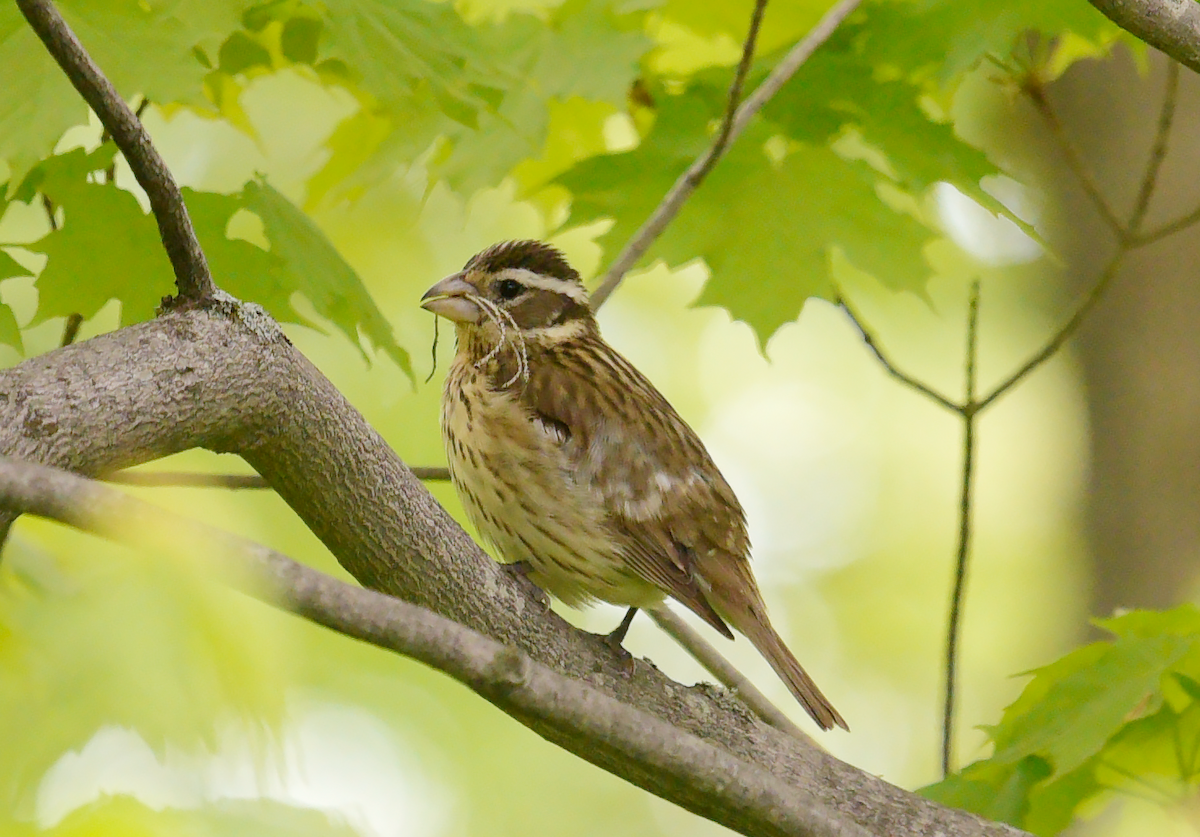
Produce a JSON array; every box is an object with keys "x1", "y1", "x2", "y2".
[
  {"x1": 520, "y1": 318, "x2": 590, "y2": 341},
  {"x1": 500, "y1": 267, "x2": 591, "y2": 305}
]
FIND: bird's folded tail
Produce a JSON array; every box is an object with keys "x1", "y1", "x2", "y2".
[{"x1": 737, "y1": 614, "x2": 848, "y2": 732}]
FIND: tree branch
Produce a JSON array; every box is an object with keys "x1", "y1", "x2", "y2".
[
  {"x1": 1127, "y1": 60, "x2": 1179, "y2": 233},
  {"x1": 104, "y1": 466, "x2": 451, "y2": 488},
  {"x1": 589, "y1": 0, "x2": 863, "y2": 308},
  {"x1": 0, "y1": 308, "x2": 1027, "y2": 837},
  {"x1": 1024, "y1": 82, "x2": 1124, "y2": 238},
  {"x1": 15, "y1": 0, "x2": 216, "y2": 305},
  {"x1": 1084, "y1": 0, "x2": 1200, "y2": 76},
  {"x1": 647, "y1": 607, "x2": 808, "y2": 740},
  {"x1": 835, "y1": 293, "x2": 960, "y2": 413},
  {"x1": 0, "y1": 456, "x2": 866, "y2": 837},
  {"x1": 975, "y1": 55, "x2": 1181, "y2": 412}
]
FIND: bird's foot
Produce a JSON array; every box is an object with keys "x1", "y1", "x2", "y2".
[{"x1": 601, "y1": 607, "x2": 639, "y2": 672}]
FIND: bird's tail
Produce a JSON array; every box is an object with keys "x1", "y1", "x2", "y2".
[{"x1": 734, "y1": 608, "x2": 848, "y2": 732}]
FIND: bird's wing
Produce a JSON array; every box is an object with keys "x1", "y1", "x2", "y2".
[{"x1": 521, "y1": 338, "x2": 748, "y2": 638}]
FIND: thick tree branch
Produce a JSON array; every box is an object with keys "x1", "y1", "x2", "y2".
[
  {"x1": 0, "y1": 308, "x2": 1025, "y2": 837},
  {"x1": 590, "y1": 0, "x2": 863, "y2": 307},
  {"x1": 0, "y1": 457, "x2": 861, "y2": 837},
  {"x1": 1085, "y1": 0, "x2": 1200, "y2": 76},
  {"x1": 15, "y1": 0, "x2": 216, "y2": 304}
]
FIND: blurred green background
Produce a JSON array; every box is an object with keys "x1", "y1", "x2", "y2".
[{"x1": 2, "y1": 0, "x2": 1199, "y2": 835}]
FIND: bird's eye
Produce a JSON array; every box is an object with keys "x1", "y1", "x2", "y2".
[{"x1": 496, "y1": 278, "x2": 524, "y2": 300}]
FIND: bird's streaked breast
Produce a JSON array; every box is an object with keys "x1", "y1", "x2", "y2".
[{"x1": 441, "y1": 357, "x2": 665, "y2": 609}]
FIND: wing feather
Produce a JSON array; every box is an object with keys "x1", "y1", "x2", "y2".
[{"x1": 517, "y1": 335, "x2": 748, "y2": 637}]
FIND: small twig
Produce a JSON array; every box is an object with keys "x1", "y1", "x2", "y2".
[
  {"x1": 693, "y1": 0, "x2": 769, "y2": 186},
  {"x1": 976, "y1": 251, "x2": 1123, "y2": 412},
  {"x1": 1025, "y1": 83, "x2": 1124, "y2": 239},
  {"x1": 647, "y1": 607, "x2": 810, "y2": 741},
  {"x1": 1126, "y1": 61, "x2": 1179, "y2": 235},
  {"x1": 590, "y1": 0, "x2": 769, "y2": 309},
  {"x1": 590, "y1": 0, "x2": 863, "y2": 308},
  {"x1": 835, "y1": 293, "x2": 960, "y2": 414},
  {"x1": 941, "y1": 281, "x2": 980, "y2": 777},
  {"x1": 976, "y1": 60, "x2": 1180, "y2": 411},
  {"x1": 16, "y1": 0, "x2": 216, "y2": 305},
  {"x1": 60, "y1": 313, "x2": 83, "y2": 347},
  {"x1": 105, "y1": 467, "x2": 452, "y2": 488},
  {"x1": 1131, "y1": 201, "x2": 1200, "y2": 248}
]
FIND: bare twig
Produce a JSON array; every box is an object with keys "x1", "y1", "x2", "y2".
[
  {"x1": 936, "y1": 58, "x2": 1185, "y2": 767},
  {"x1": 590, "y1": 0, "x2": 864, "y2": 308},
  {"x1": 1025, "y1": 83, "x2": 1124, "y2": 238},
  {"x1": 105, "y1": 466, "x2": 452, "y2": 488},
  {"x1": 1127, "y1": 61, "x2": 1179, "y2": 234},
  {"x1": 942, "y1": 281, "x2": 980, "y2": 777},
  {"x1": 976, "y1": 249, "x2": 1122, "y2": 413},
  {"x1": 835, "y1": 293, "x2": 960, "y2": 414},
  {"x1": 692, "y1": 0, "x2": 769, "y2": 185},
  {"x1": 15, "y1": 0, "x2": 215, "y2": 305},
  {"x1": 647, "y1": 607, "x2": 809, "y2": 740},
  {"x1": 1132, "y1": 201, "x2": 1200, "y2": 247},
  {"x1": 975, "y1": 56, "x2": 1182, "y2": 412}
]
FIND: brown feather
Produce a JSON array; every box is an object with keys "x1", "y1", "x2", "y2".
[
  {"x1": 429, "y1": 245, "x2": 846, "y2": 730},
  {"x1": 518, "y1": 332, "x2": 742, "y2": 638}
]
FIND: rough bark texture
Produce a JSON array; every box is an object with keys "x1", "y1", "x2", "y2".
[
  {"x1": 0, "y1": 304, "x2": 1024, "y2": 837},
  {"x1": 1086, "y1": 0, "x2": 1200, "y2": 75}
]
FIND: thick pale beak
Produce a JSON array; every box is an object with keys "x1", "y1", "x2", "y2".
[{"x1": 420, "y1": 273, "x2": 481, "y2": 323}]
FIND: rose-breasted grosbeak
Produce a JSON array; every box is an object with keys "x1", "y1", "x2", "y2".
[{"x1": 421, "y1": 240, "x2": 846, "y2": 731}]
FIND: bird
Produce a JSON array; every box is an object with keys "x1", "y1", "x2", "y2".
[{"x1": 420, "y1": 240, "x2": 847, "y2": 731}]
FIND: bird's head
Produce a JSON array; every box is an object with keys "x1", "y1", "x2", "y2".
[{"x1": 421, "y1": 241, "x2": 594, "y2": 342}]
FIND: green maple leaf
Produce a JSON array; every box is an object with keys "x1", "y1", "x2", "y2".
[
  {"x1": 860, "y1": 0, "x2": 1121, "y2": 81},
  {"x1": 30, "y1": 183, "x2": 175, "y2": 327},
  {"x1": 0, "y1": 301, "x2": 21, "y2": 353},
  {"x1": 0, "y1": 0, "x2": 239, "y2": 186},
  {"x1": 241, "y1": 179, "x2": 412, "y2": 376},
  {"x1": 0, "y1": 241, "x2": 31, "y2": 353},
  {"x1": 312, "y1": 0, "x2": 653, "y2": 198},
  {"x1": 561, "y1": 94, "x2": 933, "y2": 343},
  {"x1": 320, "y1": 0, "x2": 505, "y2": 127},
  {"x1": 756, "y1": 30, "x2": 1031, "y2": 240},
  {"x1": 0, "y1": 6, "x2": 86, "y2": 189},
  {"x1": 182, "y1": 187, "x2": 297, "y2": 322},
  {"x1": 923, "y1": 606, "x2": 1200, "y2": 833}
]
